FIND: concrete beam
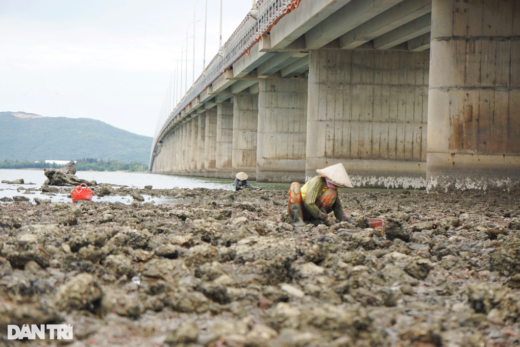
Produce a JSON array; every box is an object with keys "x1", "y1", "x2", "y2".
[
  {"x1": 204, "y1": 102, "x2": 217, "y2": 110},
  {"x1": 269, "y1": 0, "x2": 353, "y2": 50},
  {"x1": 281, "y1": 56, "x2": 309, "y2": 77},
  {"x1": 407, "y1": 32, "x2": 430, "y2": 52},
  {"x1": 232, "y1": 42, "x2": 276, "y2": 78},
  {"x1": 339, "y1": 0, "x2": 431, "y2": 49},
  {"x1": 215, "y1": 94, "x2": 233, "y2": 104},
  {"x1": 304, "y1": 0, "x2": 405, "y2": 49},
  {"x1": 249, "y1": 84, "x2": 259, "y2": 94},
  {"x1": 231, "y1": 79, "x2": 259, "y2": 94},
  {"x1": 374, "y1": 13, "x2": 431, "y2": 50},
  {"x1": 211, "y1": 69, "x2": 235, "y2": 93},
  {"x1": 257, "y1": 52, "x2": 300, "y2": 77}
]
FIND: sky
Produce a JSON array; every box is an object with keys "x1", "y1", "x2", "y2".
[{"x1": 0, "y1": 0, "x2": 253, "y2": 137}]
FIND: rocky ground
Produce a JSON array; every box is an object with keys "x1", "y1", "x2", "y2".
[{"x1": 1, "y1": 186, "x2": 520, "y2": 347}]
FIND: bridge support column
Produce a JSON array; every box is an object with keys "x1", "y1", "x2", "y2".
[
  {"x1": 257, "y1": 78, "x2": 307, "y2": 182},
  {"x1": 197, "y1": 114, "x2": 206, "y2": 173},
  {"x1": 205, "y1": 108, "x2": 218, "y2": 175},
  {"x1": 427, "y1": 0, "x2": 520, "y2": 192},
  {"x1": 173, "y1": 127, "x2": 179, "y2": 174},
  {"x1": 190, "y1": 117, "x2": 198, "y2": 173},
  {"x1": 306, "y1": 50, "x2": 430, "y2": 188},
  {"x1": 182, "y1": 122, "x2": 189, "y2": 173},
  {"x1": 233, "y1": 94, "x2": 258, "y2": 180},
  {"x1": 216, "y1": 102, "x2": 234, "y2": 179}
]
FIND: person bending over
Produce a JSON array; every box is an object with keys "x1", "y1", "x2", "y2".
[
  {"x1": 288, "y1": 163, "x2": 353, "y2": 226},
  {"x1": 233, "y1": 172, "x2": 260, "y2": 191}
]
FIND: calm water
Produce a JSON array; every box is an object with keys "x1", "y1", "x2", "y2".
[{"x1": 0, "y1": 169, "x2": 291, "y2": 205}]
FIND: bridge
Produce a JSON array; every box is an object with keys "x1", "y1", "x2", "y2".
[{"x1": 150, "y1": 0, "x2": 519, "y2": 192}]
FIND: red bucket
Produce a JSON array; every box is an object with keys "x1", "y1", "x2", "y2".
[
  {"x1": 71, "y1": 184, "x2": 93, "y2": 203},
  {"x1": 368, "y1": 218, "x2": 384, "y2": 228}
]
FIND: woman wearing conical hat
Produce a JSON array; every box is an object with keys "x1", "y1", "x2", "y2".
[
  {"x1": 288, "y1": 163, "x2": 353, "y2": 226},
  {"x1": 233, "y1": 172, "x2": 260, "y2": 191}
]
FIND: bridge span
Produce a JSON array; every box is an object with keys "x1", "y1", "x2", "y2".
[{"x1": 150, "y1": 0, "x2": 520, "y2": 191}]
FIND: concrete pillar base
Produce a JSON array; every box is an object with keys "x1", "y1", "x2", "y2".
[
  {"x1": 427, "y1": 153, "x2": 520, "y2": 192},
  {"x1": 306, "y1": 158, "x2": 426, "y2": 189},
  {"x1": 256, "y1": 159, "x2": 306, "y2": 183}
]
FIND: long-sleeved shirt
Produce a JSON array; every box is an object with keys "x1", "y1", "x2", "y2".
[
  {"x1": 233, "y1": 178, "x2": 257, "y2": 191},
  {"x1": 301, "y1": 176, "x2": 345, "y2": 221}
]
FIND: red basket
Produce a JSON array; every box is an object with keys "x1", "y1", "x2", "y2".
[
  {"x1": 367, "y1": 218, "x2": 384, "y2": 228},
  {"x1": 71, "y1": 184, "x2": 93, "y2": 203}
]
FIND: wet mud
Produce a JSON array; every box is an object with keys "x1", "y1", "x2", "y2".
[{"x1": 1, "y1": 187, "x2": 520, "y2": 346}]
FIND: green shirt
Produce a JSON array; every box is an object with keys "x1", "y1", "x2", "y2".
[{"x1": 302, "y1": 176, "x2": 345, "y2": 221}]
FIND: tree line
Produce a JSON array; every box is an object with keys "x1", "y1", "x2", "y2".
[{"x1": 0, "y1": 159, "x2": 149, "y2": 172}]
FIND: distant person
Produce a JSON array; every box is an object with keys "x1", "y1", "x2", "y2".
[
  {"x1": 288, "y1": 163, "x2": 353, "y2": 226},
  {"x1": 233, "y1": 172, "x2": 260, "y2": 191}
]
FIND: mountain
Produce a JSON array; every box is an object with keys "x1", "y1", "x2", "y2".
[{"x1": 0, "y1": 112, "x2": 152, "y2": 164}]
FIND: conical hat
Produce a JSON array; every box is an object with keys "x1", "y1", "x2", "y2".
[
  {"x1": 236, "y1": 172, "x2": 248, "y2": 180},
  {"x1": 316, "y1": 163, "x2": 353, "y2": 188}
]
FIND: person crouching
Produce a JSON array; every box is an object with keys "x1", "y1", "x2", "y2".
[{"x1": 288, "y1": 163, "x2": 353, "y2": 226}]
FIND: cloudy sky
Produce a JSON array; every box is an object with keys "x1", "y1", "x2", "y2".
[{"x1": 0, "y1": 0, "x2": 252, "y2": 137}]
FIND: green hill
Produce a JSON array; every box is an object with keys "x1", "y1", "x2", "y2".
[{"x1": 0, "y1": 112, "x2": 152, "y2": 164}]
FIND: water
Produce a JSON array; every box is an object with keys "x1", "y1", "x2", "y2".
[
  {"x1": 0, "y1": 169, "x2": 292, "y2": 205},
  {"x1": 0, "y1": 169, "x2": 420, "y2": 205}
]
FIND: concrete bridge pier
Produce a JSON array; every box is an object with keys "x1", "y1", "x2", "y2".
[
  {"x1": 204, "y1": 108, "x2": 218, "y2": 176},
  {"x1": 427, "y1": 0, "x2": 520, "y2": 192},
  {"x1": 232, "y1": 93, "x2": 259, "y2": 180},
  {"x1": 190, "y1": 117, "x2": 198, "y2": 173},
  {"x1": 215, "y1": 102, "x2": 234, "y2": 179},
  {"x1": 306, "y1": 49, "x2": 430, "y2": 189},
  {"x1": 183, "y1": 121, "x2": 191, "y2": 173},
  {"x1": 257, "y1": 78, "x2": 308, "y2": 182},
  {"x1": 197, "y1": 114, "x2": 206, "y2": 173}
]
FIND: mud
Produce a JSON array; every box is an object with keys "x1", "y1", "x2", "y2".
[{"x1": 1, "y1": 187, "x2": 520, "y2": 346}]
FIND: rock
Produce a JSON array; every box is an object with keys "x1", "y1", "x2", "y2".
[
  {"x1": 7, "y1": 250, "x2": 50, "y2": 269},
  {"x1": 101, "y1": 290, "x2": 140, "y2": 319},
  {"x1": 55, "y1": 273, "x2": 102, "y2": 312},
  {"x1": 355, "y1": 218, "x2": 369, "y2": 229},
  {"x1": 1, "y1": 179, "x2": 24, "y2": 184},
  {"x1": 144, "y1": 185, "x2": 153, "y2": 189},
  {"x1": 104, "y1": 254, "x2": 136, "y2": 277},
  {"x1": 0, "y1": 197, "x2": 13, "y2": 202},
  {"x1": 441, "y1": 255, "x2": 460, "y2": 270},
  {"x1": 398, "y1": 323, "x2": 442, "y2": 347},
  {"x1": 466, "y1": 282, "x2": 501, "y2": 314},
  {"x1": 43, "y1": 162, "x2": 96, "y2": 186},
  {"x1": 413, "y1": 222, "x2": 434, "y2": 231},
  {"x1": 155, "y1": 244, "x2": 179, "y2": 259},
  {"x1": 34, "y1": 198, "x2": 51, "y2": 205},
  {"x1": 384, "y1": 219, "x2": 410, "y2": 242},
  {"x1": 280, "y1": 284, "x2": 304, "y2": 298},
  {"x1": 245, "y1": 324, "x2": 278, "y2": 346},
  {"x1": 41, "y1": 186, "x2": 59, "y2": 193},
  {"x1": 95, "y1": 186, "x2": 111, "y2": 197},
  {"x1": 234, "y1": 202, "x2": 256, "y2": 211},
  {"x1": 132, "y1": 192, "x2": 144, "y2": 202},
  {"x1": 509, "y1": 219, "x2": 520, "y2": 230},
  {"x1": 404, "y1": 258, "x2": 433, "y2": 280},
  {"x1": 12, "y1": 196, "x2": 30, "y2": 202},
  {"x1": 506, "y1": 274, "x2": 520, "y2": 289},
  {"x1": 165, "y1": 320, "x2": 199, "y2": 345}
]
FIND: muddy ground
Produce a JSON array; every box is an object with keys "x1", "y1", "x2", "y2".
[{"x1": 1, "y1": 186, "x2": 520, "y2": 347}]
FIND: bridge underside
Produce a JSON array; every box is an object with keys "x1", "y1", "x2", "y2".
[{"x1": 152, "y1": 0, "x2": 520, "y2": 191}]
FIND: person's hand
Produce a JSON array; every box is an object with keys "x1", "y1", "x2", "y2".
[{"x1": 320, "y1": 213, "x2": 328, "y2": 220}]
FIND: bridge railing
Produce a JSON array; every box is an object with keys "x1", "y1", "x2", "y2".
[{"x1": 151, "y1": 0, "x2": 301, "y2": 168}]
